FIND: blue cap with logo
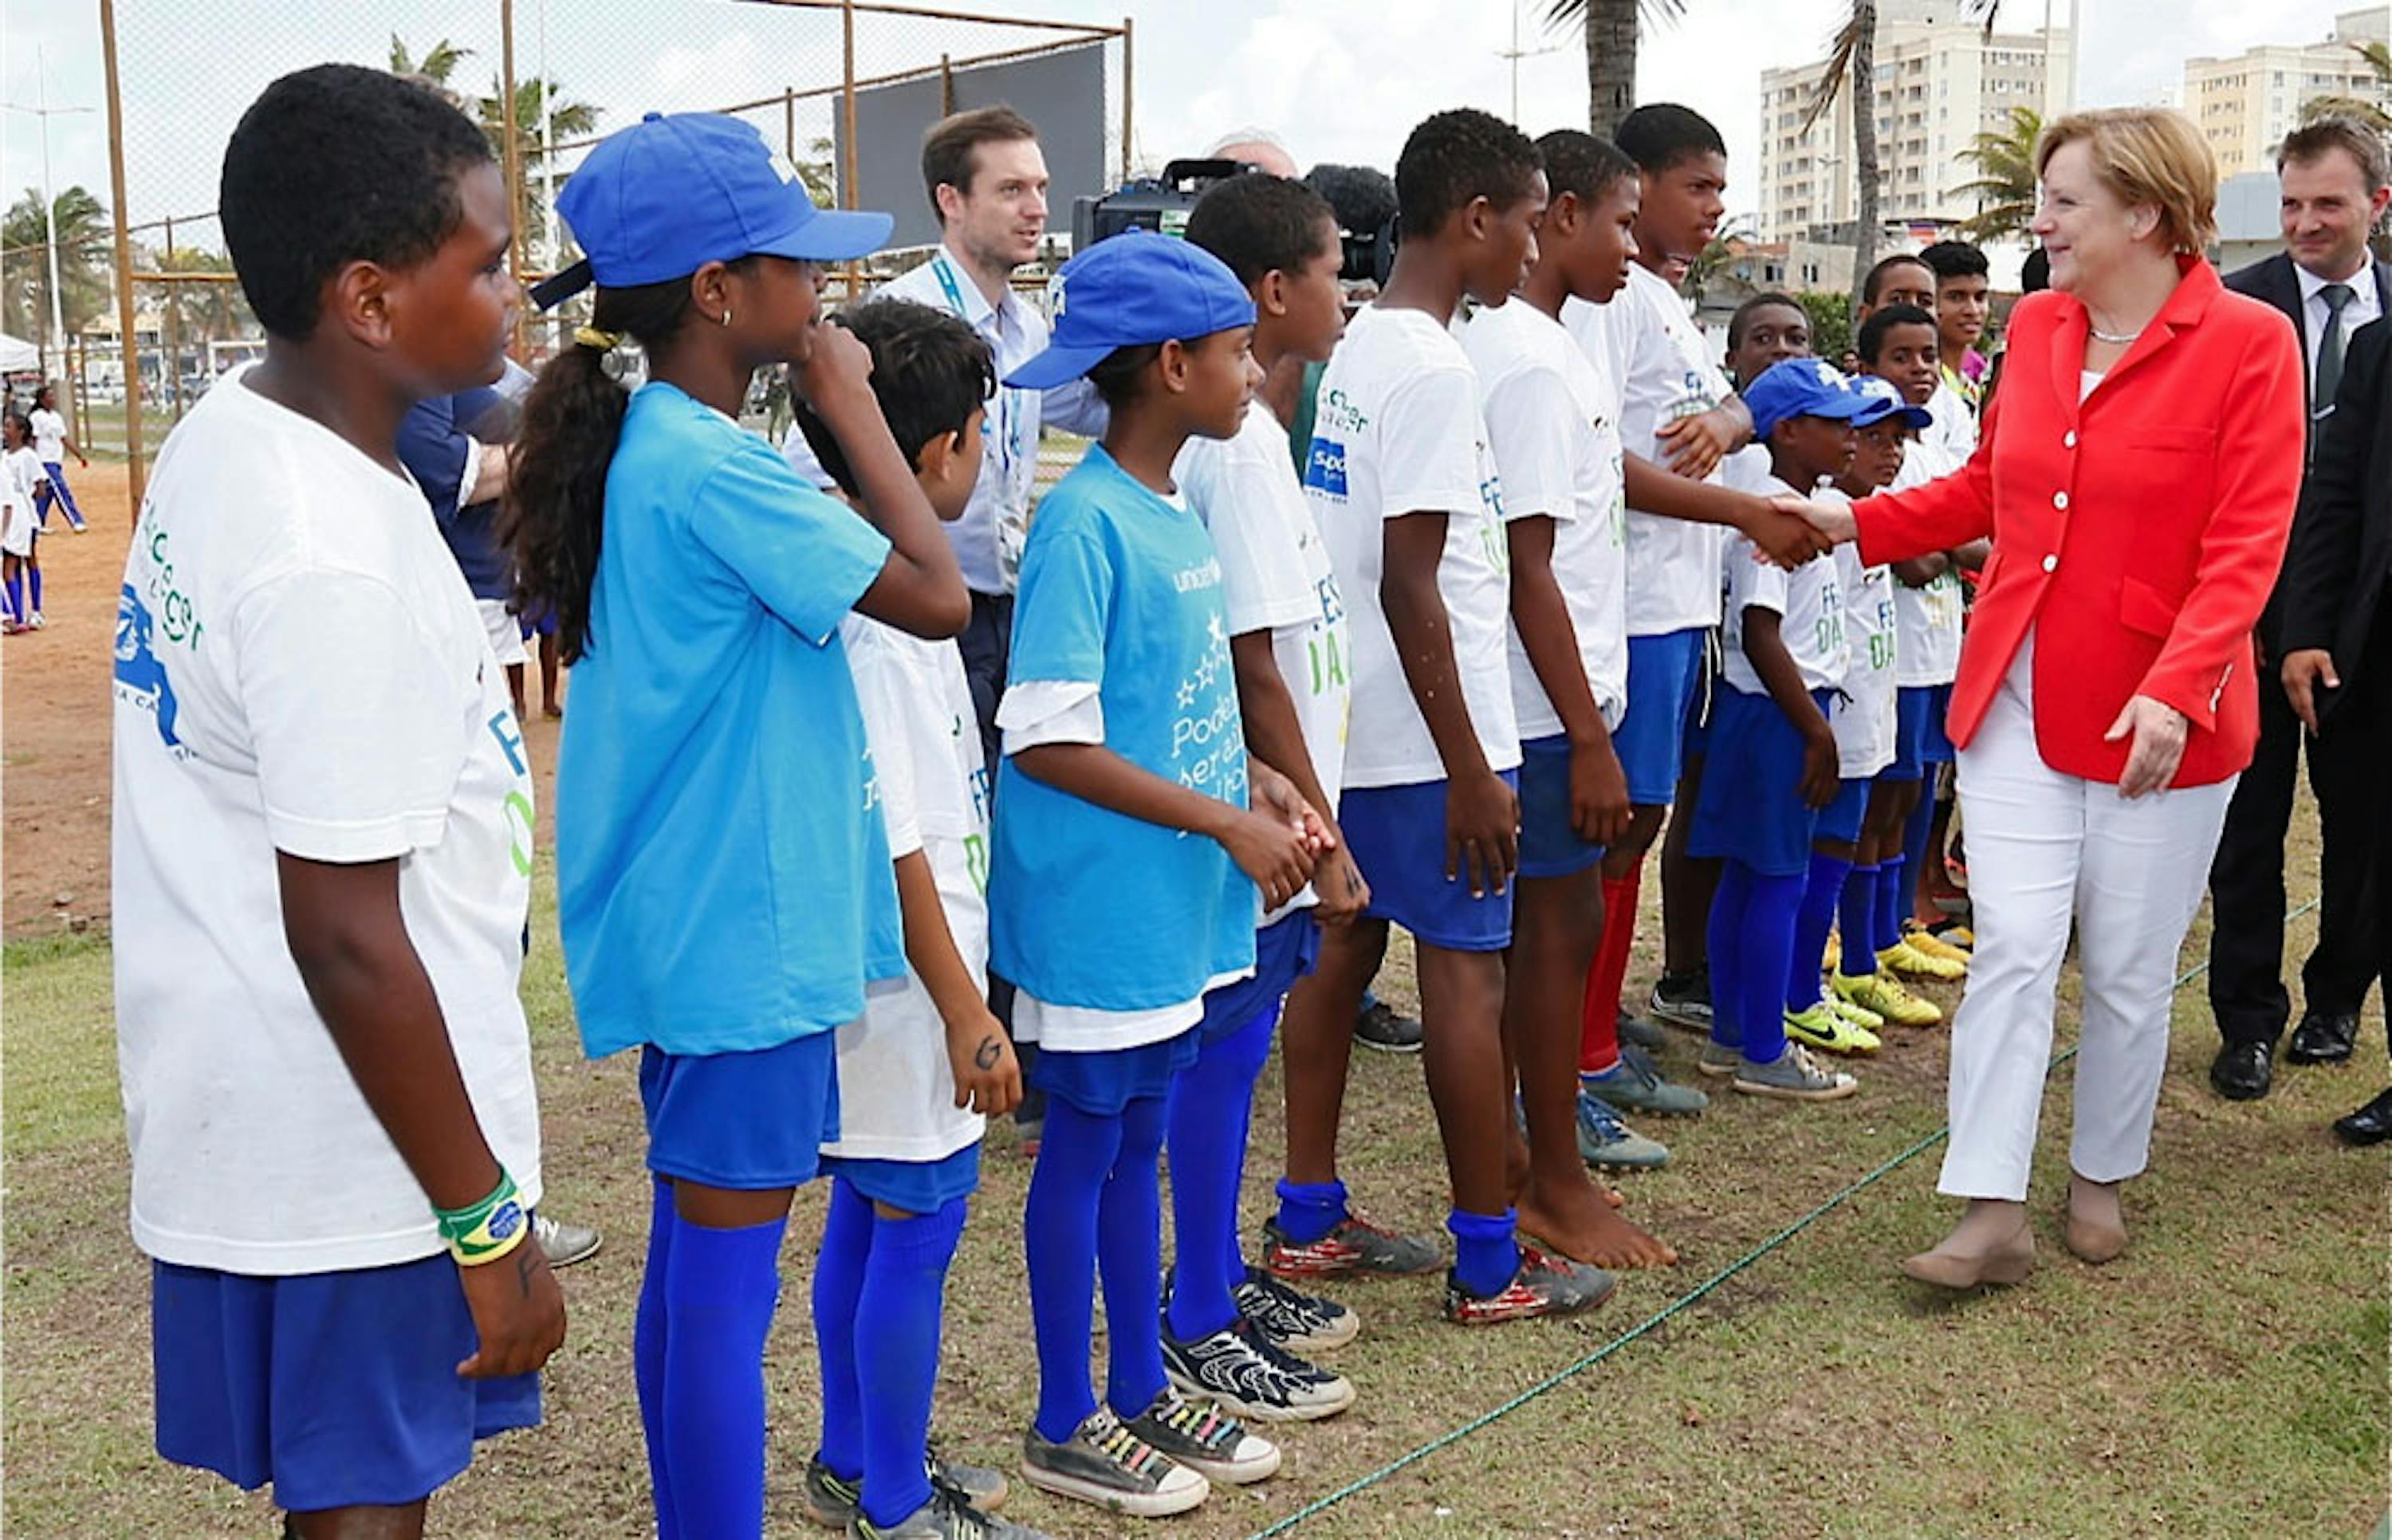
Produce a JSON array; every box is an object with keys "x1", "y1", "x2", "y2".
[
  {"x1": 1004, "y1": 229, "x2": 1257, "y2": 391},
  {"x1": 1850, "y1": 373, "x2": 1934, "y2": 430},
  {"x1": 1745, "y1": 356, "x2": 1875, "y2": 439},
  {"x1": 540, "y1": 112, "x2": 892, "y2": 305}
]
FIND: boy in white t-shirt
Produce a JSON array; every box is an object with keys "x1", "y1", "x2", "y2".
[
  {"x1": 1462, "y1": 129, "x2": 1691, "y2": 1275},
  {"x1": 2, "y1": 412, "x2": 47, "y2": 630},
  {"x1": 113, "y1": 66, "x2": 561, "y2": 1530},
  {"x1": 788, "y1": 298, "x2": 1039, "y2": 1539},
  {"x1": 1285, "y1": 109, "x2": 1611, "y2": 1326},
  {"x1": 1170, "y1": 171, "x2": 1371, "y2": 1417},
  {"x1": 1685, "y1": 359, "x2": 1870, "y2": 1104},
  {"x1": 1561, "y1": 104, "x2": 1826, "y2": 1116}
]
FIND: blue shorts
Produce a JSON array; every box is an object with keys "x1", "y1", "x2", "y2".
[
  {"x1": 641, "y1": 1031, "x2": 840, "y2": 1189},
  {"x1": 1032, "y1": 1027, "x2": 1200, "y2": 1116},
  {"x1": 152, "y1": 1253, "x2": 541, "y2": 1512},
  {"x1": 1688, "y1": 686, "x2": 1836, "y2": 878},
  {"x1": 822, "y1": 1145, "x2": 981, "y2": 1215},
  {"x1": 1615, "y1": 628, "x2": 1709, "y2": 805},
  {"x1": 1198, "y1": 910, "x2": 1320, "y2": 1043},
  {"x1": 1517, "y1": 734, "x2": 1607, "y2": 879},
  {"x1": 1816, "y1": 776, "x2": 1871, "y2": 846},
  {"x1": 1342, "y1": 772, "x2": 1520, "y2": 952},
  {"x1": 1888, "y1": 685, "x2": 1956, "y2": 780}
]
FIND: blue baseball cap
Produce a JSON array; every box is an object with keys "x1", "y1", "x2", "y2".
[
  {"x1": 1744, "y1": 356, "x2": 1875, "y2": 439},
  {"x1": 1850, "y1": 373, "x2": 1934, "y2": 430},
  {"x1": 540, "y1": 112, "x2": 892, "y2": 306},
  {"x1": 1004, "y1": 230, "x2": 1257, "y2": 391}
]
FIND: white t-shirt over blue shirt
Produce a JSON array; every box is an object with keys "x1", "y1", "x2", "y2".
[
  {"x1": 989, "y1": 445, "x2": 1257, "y2": 1040},
  {"x1": 558, "y1": 381, "x2": 902, "y2": 1060}
]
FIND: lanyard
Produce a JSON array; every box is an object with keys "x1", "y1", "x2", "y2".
[{"x1": 930, "y1": 250, "x2": 1032, "y2": 499}]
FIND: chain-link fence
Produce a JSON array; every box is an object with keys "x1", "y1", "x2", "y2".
[{"x1": 89, "y1": 0, "x2": 1131, "y2": 499}]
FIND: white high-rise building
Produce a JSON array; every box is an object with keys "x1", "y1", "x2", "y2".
[
  {"x1": 2182, "y1": 8, "x2": 2390, "y2": 179},
  {"x1": 1756, "y1": 0, "x2": 2077, "y2": 243}
]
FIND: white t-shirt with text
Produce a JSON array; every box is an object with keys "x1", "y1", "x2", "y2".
[
  {"x1": 1722, "y1": 473, "x2": 1847, "y2": 697},
  {"x1": 1889, "y1": 434, "x2": 1965, "y2": 686},
  {"x1": 1823, "y1": 489, "x2": 1898, "y2": 777}
]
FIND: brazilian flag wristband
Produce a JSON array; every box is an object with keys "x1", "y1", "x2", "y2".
[{"x1": 435, "y1": 1169, "x2": 529, "y2": 1267}]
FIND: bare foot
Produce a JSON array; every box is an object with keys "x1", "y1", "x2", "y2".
[{"x1": 1518, "y1": 1181, "x2": 1677, "y2": 1269}]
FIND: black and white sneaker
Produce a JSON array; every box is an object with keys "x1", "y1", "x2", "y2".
[
  {"x1": 1353, "y1": 997, "x2": 1424, "y2": 1053},
  {"x1": 807, "y1": 1453, "x2": 1009, "y2": 1529},
  {"x1": 1123, "y1": 1386, "x2": 1282, "y2": 1484},
  {"x1": 1162, "y1": 1315, "x2": 1355, "y2": 1422},
  {"x1": 1234, "y1": 1265, "x2": 1361, "y2": 1353},
  {"x1": 852, "y1": 1483, "x2": 1048, "y2": 1540},
  {"x1": 1020, "y1": 1409, "x2": 1207, "y2": 1517},
  {"x1": 1648, "y1": 967, "x2": 1713, "y2": 1034}
]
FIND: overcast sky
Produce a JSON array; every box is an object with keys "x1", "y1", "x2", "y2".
[{"x1": 2, "y1": 0, "x2": 2377, "y2": 248}]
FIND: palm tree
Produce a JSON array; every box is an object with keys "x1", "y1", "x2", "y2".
[
  {"x1": 1541, "y1": 0, "x2": 1686, "y2": 133},
  {"x1": 1799, "y1": 2, "x2": 2002, "y2": 305},
  {"x1": 388, "y1": 36, "x2": 601, "y2": 265},
  {"x1": 1949, "y1": 104, "x2": 2043, "y2": 243},
  {"x1": 1685, "y1": 220, "x2": 1757, "y2": 308},
  {"x1": 2301, "y1": 39, "x2": 2392, "y2": 132},
  {"x1": 2, "y1": 186, "x2": 111, "y2": 358}
]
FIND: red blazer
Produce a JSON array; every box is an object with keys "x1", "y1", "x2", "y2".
[{"x1": 1853, "y1": 257, "x2": 2305, "y2": 788}]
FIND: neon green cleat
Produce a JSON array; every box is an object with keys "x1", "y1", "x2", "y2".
[
  {"x1": 1833, "y1": 969, "x2": 1943, "y2": 1027},
  {"x1": 1785, "y1": 1004, "x2": 1881, "y2": 1056},
  {"x1": 1824, "y1": 993, "x2": 1885, "y2": 1032},
  {"x1": 1879, "y1": 938, "x2": 1965, "y2": 981}
]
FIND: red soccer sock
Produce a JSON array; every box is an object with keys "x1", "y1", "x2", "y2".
[{"x1": 1579, "y1": 869, "x2": 1642, "y2": 1074}]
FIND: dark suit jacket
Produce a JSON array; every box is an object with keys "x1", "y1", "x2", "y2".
[
  {"x1": 2223, "y1": 250, "x2": 2392, "y2": 646},
  {"x1": 2280, "y1": 316, "x2": 2392, "y2": 721}
]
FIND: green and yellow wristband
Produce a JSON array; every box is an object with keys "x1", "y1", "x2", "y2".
[{"x1": 435, "y1": 1169, "x2": 530, "y2": 1267}]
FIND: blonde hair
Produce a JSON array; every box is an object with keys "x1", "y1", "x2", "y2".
[{"x1": 2036, "y1": 108, "x2": 2218, "y2": 253}]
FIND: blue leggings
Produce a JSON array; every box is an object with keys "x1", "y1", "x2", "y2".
[
  {"x1": 1025, "y1": 1092, "x2": 1170, "y2": 1442},
  {"x1": 1708, "y1": 858, "x2": 1804, "y2": 1066},
  {"x1": 1166, "y1": 1002, "x2": 1277, "y2": 1343}
]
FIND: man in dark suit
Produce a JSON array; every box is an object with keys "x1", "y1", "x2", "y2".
[
  {"x1": 2206, "y1": 117, "x2": 2392, "y2": 1102},
  {"x1": 2278, "y1": 313, "x2": 2392, "y2": 1141}
]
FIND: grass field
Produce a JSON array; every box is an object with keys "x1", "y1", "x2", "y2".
[{"x1": 5, "y1": 817, "x2": 2384, "y2": 1538}]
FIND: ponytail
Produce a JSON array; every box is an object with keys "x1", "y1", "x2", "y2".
[{"x1": 502, "y1": 258, "x2": 753, "y2": 663}]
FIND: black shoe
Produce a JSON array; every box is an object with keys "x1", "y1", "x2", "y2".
[
  {"x1": 2332, "y1": 1089, "x2": 2392, "y2": 1145},
  {"x1": 2208, "y1": 1039, "x2": 2273, "y2": 1101},
  {"x1": 2287, "y1": 1012, "x2": 2359, "y2": 1066},
  {"x1": 1354, "y1": 998, "x2": 1423, "y2": 1054}
]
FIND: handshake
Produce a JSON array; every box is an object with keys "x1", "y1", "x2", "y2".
[{"x1": 1746, "y1": 493, "x2": 1859, "y2": 568}]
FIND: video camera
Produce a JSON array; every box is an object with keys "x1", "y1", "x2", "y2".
[{"x1": 1070, "y1": 159, "x2": 1398, "y2": 287}]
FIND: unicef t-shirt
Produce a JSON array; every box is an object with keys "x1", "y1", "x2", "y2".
[
  {"x1": 558, "y1": 382, "x2": 901, "y2": 1059},
  {"x1": 1568, "y1": 264, "x2": 1735, "y2": 638},
  {"x1": 829, "y1": 614, "x2": 989, "y2": 1164},
  {"x1": 1462, "y1": 297, "x2": 1630, "y2": 739},
  {"x1": 1301, "y1": 303, "x2": 1519, "y2": 790},
  {"x1": 989, "y1": 445, "x2": 1257, "y2": 1023},
  {"x1": 112, "y1": 370, "x2": 542, "y2": 1275},
  {"x1": 1722, "y1": 472, "x2": 1847, "y2": 697},
  {"x1": 1175, "y1": 397, "x2": 1351, "y2": 921}
]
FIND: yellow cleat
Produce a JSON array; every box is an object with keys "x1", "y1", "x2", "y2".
[
  {"x1": 1901, "y1": 922, "x2": 1972, "y2": 967},
  {"x1": 1879, "y1": 938, "x2": 1965, "y2": 982},
  {"x1": 1824, "y1": 993, "x2": 1885, "y2": 1032},
  {"x1": 1823, "y1": 931, "x2": 1842, "y2": 977},
  {"x1": 1834, "y1": 969, "x2": 1943, "y2": 1027},
  {"x1": 1786, "y1": 1004, "x2": 1880, "y2": 1055}
]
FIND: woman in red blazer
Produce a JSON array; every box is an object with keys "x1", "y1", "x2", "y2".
[{"x1": 1810, "y1": 108, "x2": 2305, "y2": 1289}]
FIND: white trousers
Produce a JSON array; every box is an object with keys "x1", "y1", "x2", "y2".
[{"x1": 1938, "y1": 640, "x2": 2236, "y2": 1200}]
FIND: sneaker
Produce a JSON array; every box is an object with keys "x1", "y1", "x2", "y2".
[
  {"x1": 1123, "y1": 1387, "x2": 1281, "y2": 1485},
  {"x1": 1582, "y1": 1043, "x2": 1709, "y2": 1116},
  {"x1": 852, "y1": 1484, "x2": 1047, "y2": 1540},
  {"x1": 1354, "y1": 997, "x2": 1424, "y2": 1053},
  {"x1": 1162, "y1": 1316, "x2": 1355, "y2": 1423},
  {"x1": 1443, "y1": 1243, "x2": 1615, "y2": 1324},
  {"x1": 1929, "y1": 919, "x2": 1976, "y2": 949},
  {"x1": 1261, "y1": 1212, "x2": 1443, "y2": 1279},
  {"x1": 1646, "y1": 969, "x2": 1713, "y2": 1032},
  {"x1": 26, "y1": 611, "x2": 43, "y2": 629},
  {"x1": 1020, "y1": 1409, "x2": 1208, "y2": 1517},
  {"x1": 1878, "y1": 939, "x2": 1965, "y2": 982},
  {"x1": 1733, "y1": 1043, "x2": 1859, "y2": 1102},
  {"x1": 1233, "y1": 1265, "x2": 1360, "y2": 1353},
  {"x1": 808, "y1": 1454, "x2": 1010, "y2": 1529},
  {"x1": 1823, "y1": 993, "x2": 1885, "y2": 1032},
  {"x1": 1574, "y1": 1090, "x2": 1670, "y2": 1170},
  {"x1": 1616, "y1": 1008, "x2": 1669, "y2": 1050},
  {"x1": 1696, "y1": 1039, "x2": 1742, "y2": 1077},
  {"x1": 1833, "y1": 968, "x2": 1943, "y2": 1027},
  {"x1": 533, "y1": 1212, "x2": 603, "y2": 1269},
  {"x1": 1901, "y1": 921, "x2": 1973, "y2": 966},
  {"x1": 1784, "y1": 1004, "x2": 1881, "y2": 1056}
]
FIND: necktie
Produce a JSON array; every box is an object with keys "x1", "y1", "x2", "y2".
[{"x1": 2315, "y1": 282, "x2": 2355, "y2": 411}]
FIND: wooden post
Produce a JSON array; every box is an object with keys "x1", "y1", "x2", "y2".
[
  {"x1": 100, "y1": 0, "x2": 145, "y2": 499},
  {"x1": 163, "y1": 214, "x2": 184, "y2": 418},
  {"x1": 841, "y1": 0, "x2": 860, "y2": 209},
  {"x1": 500, "y1": 0, "x2": 529, "y2": 356},
  {"x1": 784, "y1": 87, "x2": 796, "y2": 159},
  {"x1": 939, "y1": 54, "x2": 953, "y2": 116}
]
